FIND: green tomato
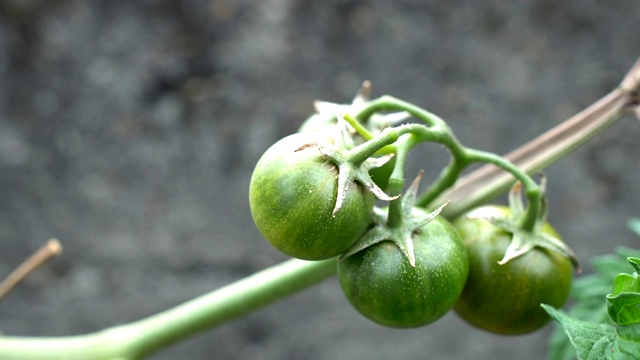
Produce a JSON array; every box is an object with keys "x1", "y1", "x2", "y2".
[
  {"x1": 453, "y1": 205, "x2": 573, "y2": 335},
  {"x1": 249, "y1": 132, "x2": 374, "y2": 260},
  {"x1": 338, "y1": 214, "x2": 469, "y2": 328}
]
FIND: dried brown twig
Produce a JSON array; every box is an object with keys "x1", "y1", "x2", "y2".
[{"x1": 0, "y1": 239, "x2": 62, "y2": 300}]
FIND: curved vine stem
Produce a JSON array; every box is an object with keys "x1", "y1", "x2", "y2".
[{"x1": 348, "y1": 97, "x2": 543, "y2": 232}]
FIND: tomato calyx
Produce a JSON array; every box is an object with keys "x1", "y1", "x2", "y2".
[
  {"x1": 339, "y1": 172, "x2": 449, "y2": 267},
  {"x1": 469, "y1": 178, "x2": 581, "y2": 272},
  {"x1": 296, "y1": 117, "x2": 398, "y2": 216}
]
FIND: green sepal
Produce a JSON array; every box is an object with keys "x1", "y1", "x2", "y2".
[
  {"x1": 298, "y1": 117, "x2": 398, "y2": 217},
  {"x1": 339, "y1": 172, "x2": 448, "y2": 267},
  {"x1": 476, "y1": 178, "x2": 580, "y2": 270}
]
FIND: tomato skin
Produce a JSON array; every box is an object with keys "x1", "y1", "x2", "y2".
[
  {"x1": 249, "y1": 132, "x2": 375, "y2": 260},
  {"x1": 453, "y1": 205, "x2": 573, "y2": 335},
  {"x1": 338, "y1": 215, "x2": 469, "y2": 328}
]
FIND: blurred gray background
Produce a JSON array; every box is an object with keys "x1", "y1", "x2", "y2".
[{"x1": 1, "y1": 1, "x2": 639, "y2": 359}]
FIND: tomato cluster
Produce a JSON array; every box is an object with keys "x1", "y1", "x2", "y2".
[{"x1": 250, "y1": 122, "x2": 574, "y2": 334}]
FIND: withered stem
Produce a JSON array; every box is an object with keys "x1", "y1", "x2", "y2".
[{"x1": 0, "y1": 239, "x2": 62, "y2": 300}]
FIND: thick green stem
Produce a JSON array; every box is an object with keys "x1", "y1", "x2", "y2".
[
  {"x1": 344, "y1": 127, "x2": 399, "y2": 165},
  {"x1": 0, "y1": 258, "x2": 337, "y2": 360},
  {"x1": 125, "y1": 258, "x2": 336, "y2": 358},
  {"x1": 0, "y1": 330, "x2": 134, "y2": 360},
  {"x1": 386, "y1": 177, "x2": 404, "y2": 229}
]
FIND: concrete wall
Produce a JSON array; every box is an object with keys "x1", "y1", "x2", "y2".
[{"x1": 1, "y1": 1, "x2": 639, "y2": 359}]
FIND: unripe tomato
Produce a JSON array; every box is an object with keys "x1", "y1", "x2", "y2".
[
  {"x1": 453, "y1": 205, "x2": 573, "y2": 335},
  {"x1": 249, "y1": 133, "x2": 375, "y2": 260},
  {"x1": 338, "y1": 214, "x2": 469, "y2": 328}
]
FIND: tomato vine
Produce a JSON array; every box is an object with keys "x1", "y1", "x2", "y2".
[{"x1": 0, "y1": 58, "x2": 638, "y2": 360}]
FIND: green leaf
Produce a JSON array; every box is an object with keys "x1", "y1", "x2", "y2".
[
  {"x1": 548, "y1": 249, "x2": 640, "y2": 360},
  {"x1": 616, "y1": 323, "x2": 640, "y2": 357},
  {"x1": 606, "y1": 258, "x2": 640, "y2": 326},
  {"x1": 612, "y1": 272, "x2": 640, "y2": 295},
  {"x1": 543, "y1": 304, "x2": 618, "y2": 360},
  {"x1": 548, "y1": 298, "x2": 611, "y2": 360},
  {"x1": 544, "y1": 305, "x2": 640, "y2": 360},
  {"x1": 547, "y1": 254, "x2": 640, "y2": 360},
  {"x1": 607, "y1": 291, "x2": 640, "y2": 326},
  {"x1": 548, "y1": 327, "x2": 583, "y2": 360}
]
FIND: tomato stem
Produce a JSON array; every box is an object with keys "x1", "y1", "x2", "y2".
[
  {"x1": 386, "y1": 135, "x2": 415, "y2": 228},
  {"x1": 351, "y1": 96, "x2": 543, "y2": 232},
  {"x1": 342, "y1": 113, "x2": 375, "y2": 141},
  {"x1": 355, "y1": 95, "x2": 448, "y2": 128},
  {"x1": 459, "y1": 150, "x2": 541, "y2": 232},
  {"x1": 344, "y1": 127, "x2": 397, "y2": 165},
  {"x1": 343, "y1": 123, "x2": 440, "y2": 166},
  {"x1": 0, "y1": 258, "x2": 338, "y2": 360}
]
